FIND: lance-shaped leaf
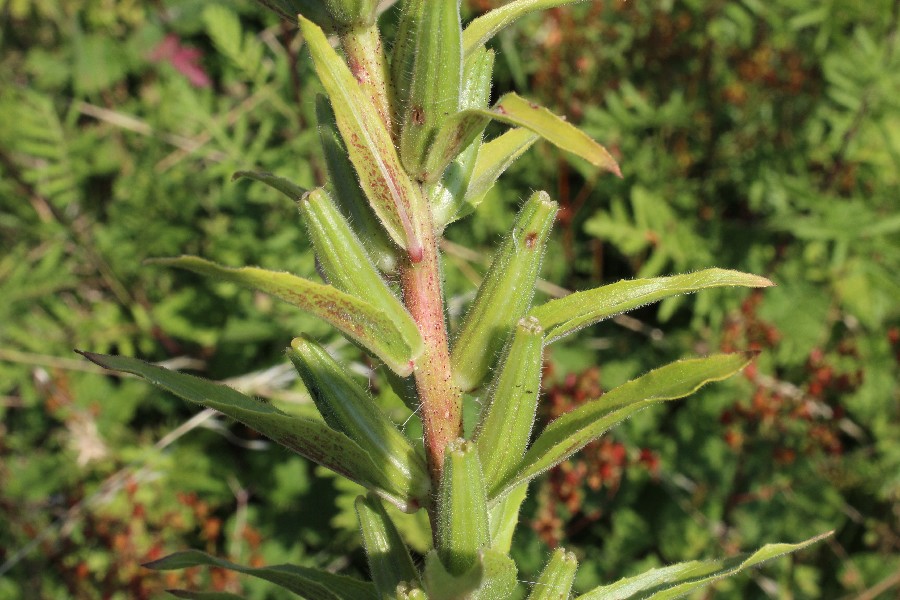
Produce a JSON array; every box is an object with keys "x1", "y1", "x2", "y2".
[
  {"x1": 527, "y1": 548, "x2": 578, "y2": 600},
  {"x1": 487, "y1": 483, "x2": 527, "y2": 554},
  {"x1": 475, "y1": 317, "x2": 544, "y2": 496},
  {"x1": 289, "y1": 337, "x2": 431, "y2": 505},
  {"x1": 530, "y1": 269, "x2": 774, "y2": 344},
  {"x1": 233, "y1": 170, "x2": 307, "y2": 201},
  {"x1": 146, "y1": 550, "x2": 379, "y2": 600},
  {"x1": 315, "y1": 96, "x2": 399, "y2": 273},
  {"x1": 300, "y1": 16, "x2": 425, "y2": 262},
  {"x1": 436, "y1": 439, "x2": 491, "y2": 576},
  {"x1": 493, "y1": 353, "x2": 755, "y2": 499},
  {"x1": 463, "y1": 0, "x2": 591, "y2": 58},
  {"x1": 423, "y1": 548, "x2": 518, "y2": 600},
  {"x1": 576, "y1": 532, "x2": 832, "y2": 600},
  {"x1": 150, "y1": 256, "x2": 419, "y2": 376},
  {"x1": 77, "y1": 352, "x2": 418, "y2": 510},
  {"x1": 427, "y1": 92, "x2": 620, "y2": 187},
  {"x1": 298, "y1": 188, "x2": 423, "y2": 360},
  {"x1": 356, "y1": 494, "x2": 422, "y2": 597},
  {"x1": 251, "y1": 0, "x2": 334, "y2": 30},
  {"x1": 456, "y1": 127, "x2": 539, "y2": 220},
  {"x1": 393, "y1": 0, "x2": 463, "y2": 179},
  {"x1": 451, "y1": 191, "x2": 557, "y2": 392},
  {"x1": 430, "y1": 47, "x2": 497, "y2": 227}
]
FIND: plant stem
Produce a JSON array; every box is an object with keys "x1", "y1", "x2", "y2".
[
  {"x1": 401, "y1": 197, "x2": 462, "y2": 488},
  {"x1": 340, "y1": 25, "x2": 394, "y2": 134}
]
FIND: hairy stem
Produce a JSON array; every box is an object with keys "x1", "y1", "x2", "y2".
[{"x1": 401, "y1": 197, "x2": 462, "y2": 489}]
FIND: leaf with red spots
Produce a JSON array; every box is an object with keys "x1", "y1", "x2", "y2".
[
  {"x1": 150, "y1": 256, "x2": 421, "y2": 376},
  {"x1": 300, "y1": 16, "x2": 425, "y2": 262},
  {"x1": 77, "y1": 352, "x2": 419, "y2": 511}
]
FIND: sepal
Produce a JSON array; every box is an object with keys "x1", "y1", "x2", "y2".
[
  {"x1": 423, "y1": 548, "x2": 518, "y2": 600},
  {"x1": 288, "y1": 337, "x2": 431, "y2": 504},
  {"x1": 474, "y1": 317, "x2": 544, "y2": 496},
  {"x1": 436, "y1": 439, "x2": 490, "y2": 576},
  {"x1": 451, "y1": 191, "x2": 557, "y2": 391},
  {"x1": 526, "y1": 548, "x2": 577, "y2": 600},
  {"x1": 355, "y1": 494, "x2": 422, "y2": 596}
]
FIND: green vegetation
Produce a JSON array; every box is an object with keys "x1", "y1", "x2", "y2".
[{"x1": 0, "y1": 1, "x2": 897, "y2": 598}]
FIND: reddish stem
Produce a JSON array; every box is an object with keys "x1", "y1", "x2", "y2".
[{"x1": 400, "y1": 201, "x2": 462, "y2": 487}]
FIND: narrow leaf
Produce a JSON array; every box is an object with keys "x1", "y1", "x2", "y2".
[
  {"x1": 146, "y1": 550, "x2": 378, "y2": 600},
  {"x1": 488, "y1": 483, "x2": 528, "y2": 554},
  {"x1": 461, "y1": 127, "x2": 539, "y2": 216},
  {"x1": 487, "y1": 93, "x2": 620, "y2": 175},
  {"x1": 394, "y1": 0, "x2": 463, "y2": 179},
  {"x1": 531, "y1": 269, "x2": 774, "y2": 344},
  {"x1": 78, "y1": 352, "x2": 416, "y2": 510},
  {"x1": 452, "y1": 191, "x2": 557, "y2": 391},
  {"x1": 436, "y1": 439, "x2": 491, "y2": 576},
  {"x1": 356, "y1": 494, "x2": 422, "y2": 596},
  {"x1": 431, "y1": 48, "x2": 497, "y2": 228},
  {"x1": 576, "y1": 533, "x2": 832, "y2": 600},
  {"x1": 298, "y1": 188, "x2": 423, "y2": 360},
  {"x1": 150, "y1": 256, "x2": 418, "y2": 375},
  {"x1": 251, "y1": 0, "x2": 334, "y2": 30},
  {"x1": 289, "y1": 337, "x2": 430, "y2": 505},
  {"x1": 494, "y1": 353, "x2": 755, "y2": 498},
  {"x1": 232, "y1": 170, "x2": 308, "y2": 201},
  {"x1": 463, "y1": 0, "x2": 591, "y2": 58},
  {"x1": 300, "y1": 15, "x2": 426, "y2": 261},
  {"x1": 527, "y1": 548, "x2": 578, "y2": 600},
  {"x1": 423, "y1": 548, "x2": 518, "y2": 600},
  {"x1": 315, "y1": 95, "x2": 399, "y2": 273},
  {"x1": 475, "y1": 317, "x2": 544, "y2": 496}
]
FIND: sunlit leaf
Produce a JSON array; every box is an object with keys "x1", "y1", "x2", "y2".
[
  {"x1": 78, "y1": 352, "x2": 418, "y2": 510},
  {"x1": 493, "y1": 353, "x2": 755, "y2": 498},
  {"x1": 576, "y1": 533, "x2": 832, "y2": 600},
  {"x1": 150, "y1": 256, "x2": 419, "y2": 375},
  {"x1": 531, "y1": 269, "x2": 773, "y2": 344},
  {"x1": 463, "y1": 0, "x2": 591, "y2": 58},
  {"x1": 147, "y1": 550, "x2": 378, "y2": 600}
]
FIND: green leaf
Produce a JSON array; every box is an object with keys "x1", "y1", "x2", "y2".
[
  {"x1": 493, "y1": 353, "x2": 755, "y2": 498},
  {"x1": 486, "y1": 93, "x2": 620, "y2": 175},
  {"x1": 576, "y1": 533, "x2": 832, "y2": 600},
  {"x1": 526, "y1": 548, "x2": 578, "y2": 600},
  {"x1": 233, "y1": 170, "x2": 308, "y2": 201},
  {"x1": 438, "y1": 94, "x2": 619, "y2": 180},
  {"x1": 355, "y1": 494, "x2": 422, "y2": 596},
  {"x1": 315, "y1": 95, "x2": 399, "y2": 273},
  {"x1": 251, "y1": 0, "x2": 335, "y2": 30},
  {"x1": 77, "y1": 352, "x2": 417, "y2": 510},
  {"x1": 530, "y1": 269, "x2": 774, "y2": 344},
  {"x1": 475, "y1": 317, "x2": 544, "y2": 496},
  {"x1": 436, "y1": 439, "x2": 491, "y2": 576},
  {"x1": 487, "y1": 483, "x2": 527, "y2": 554},
  {"x1": 451, "y1": 192, "x2": 557, "y2": 391},
  {"x1": 289, "y1": 337, "x2": 430, "y2": 504},
  {"x1": 394, "y1": 0, "x2": 463, "y2": 180},
  {"x1": 300, "y1": 16, "x2": 426, "y2": 262},
  {"x1": 146, "y1": 550, "x2": 378, "y2": 600},
  {"x1": 424, "y1": 549, "x2": 518, "y2": 600},
  {"x1": 463, "y1": 0, "x2": 591, "y2": 58},
  {"x1": 297, "y1": 188, "x2": 423, "y2": 360},
  {"x1": 460, "y1": 128, "x2": 539, "y2": 218},
  {"x1": 150, "y1": 256, "x2": 420, "y2": 376}
]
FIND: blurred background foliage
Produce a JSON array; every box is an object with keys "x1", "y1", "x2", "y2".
[{"x1": 1, "y1": 0, "x2": 898, "y2": 598}]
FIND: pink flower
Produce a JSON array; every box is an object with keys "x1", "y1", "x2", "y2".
[{"x1": 150, "y1": 34, "x2": 211, "y2": 88}]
